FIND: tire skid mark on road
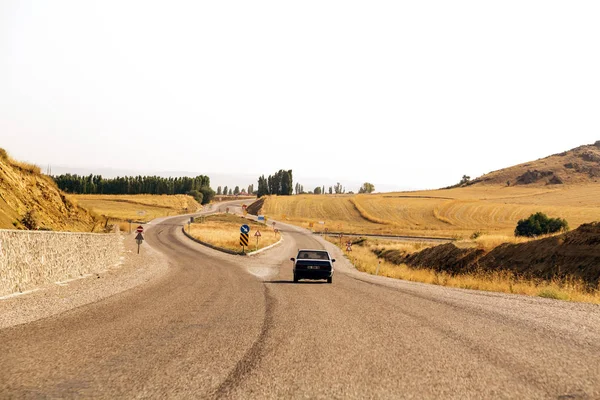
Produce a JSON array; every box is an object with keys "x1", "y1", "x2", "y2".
[
  {"x1": 332, "y1": 274, "x2": 594, "y2": 397},
  {"x1": 210, "y1": 284, "x2": 276, "y2": 399}
]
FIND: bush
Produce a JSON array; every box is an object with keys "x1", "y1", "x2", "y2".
[
  {"x1": 187, "y1": 190, "x2": 204, "y2": 204},
  {"x1": 515, "y1": 212, "x2": 569, "y2": 237},
  {"x1": 199, "y1": 186, "x2": 215, "y2": 205},
  {"x1": 470, "y1": 230, "x2": 483, "y2": 239},
  {"x1": 20, "y1": 210, "x2": 38, "y2": 230}
]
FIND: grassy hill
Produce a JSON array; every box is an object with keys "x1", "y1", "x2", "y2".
[
  {"x1": 0, "y1": 149, "x2": 94, "y2": 231},
  {"x1": 468, "y1": 141, "x2": 600, "y2": 186}
]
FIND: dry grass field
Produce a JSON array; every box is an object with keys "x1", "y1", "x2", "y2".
[
  {"x1": 188, "y1": 213, "x2": 279, "y2": 252},
  {"x1": 73, "y1": 194, "x2": 201, "y2": 228},
  {"x1": 328, "y1": 236, "x2": 600, "y2": 304},
  {"x1": 259, "y1": 184, "x2": 600, "y2": 239}
]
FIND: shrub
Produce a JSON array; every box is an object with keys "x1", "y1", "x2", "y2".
[
  {"x1": 0, "y1": 148, "x2": 8, "y2": 160},
  {"x1": 471, "y1": 230, "x2": 483, "y2": 239},
  {"x1": 515, "y1": 212, "x2": 569, "y2": 237},
  {"x1": 199, "y1": 187, "x2": 215, "y2": 205},
  {"x1": 20, "y1": 210, "x2": 38, "y2": 230},
  {"x1": 187, "y1": 190, "x2": 204, "y2": 204}
]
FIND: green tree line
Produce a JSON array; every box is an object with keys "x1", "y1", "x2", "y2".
[
  {"x1": 257, "y1": 170, "x2": 293, "y2": 197},
  {"x1": 52, "y1": 174, "x2": 214, "y2": 204}
]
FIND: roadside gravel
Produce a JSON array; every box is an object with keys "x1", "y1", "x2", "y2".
[{"x1": 0, "y1": 230, "x2": 169, "y2": 329}]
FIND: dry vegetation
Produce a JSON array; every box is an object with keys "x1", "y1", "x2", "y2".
[
  {"x1": 469, "y1": 141, "x2": 600, "y2": 186},
  {"x1": 254, "y1": 143, "x2": 600, "y2": 303},
  {"x1": 0, "y1": 148, "x2": 94, "y2": 231},
  {"x1": 73, "y1": 194, "x2": 201, "y2": 228},
  {"x1": 188, "y1": 213, "x2": 279, "y2": 252},
  {"x1": 328, "y1": 236, "x2": 600, "y2": 304},
  {"x1": 257, "y1": 184, "x2": 600, "y2": 239}
]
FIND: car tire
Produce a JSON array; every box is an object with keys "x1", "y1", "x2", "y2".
[
  {"x1": 327, "y1": 276, "x2": 332, "y2": 284},
  {"x1": 293, "y1": 273, "x2": 299, "y2": 283}
]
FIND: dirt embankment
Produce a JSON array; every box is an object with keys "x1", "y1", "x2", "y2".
[
  {"x1": 376, "y1": 223, "x2": 600, "y2": 285},
  {"x1": 0, "y1": 149, "x2": 94, "y2": 231},
  {"x1": 247, "y1": 197, "x2": 265, "y2": 216}
]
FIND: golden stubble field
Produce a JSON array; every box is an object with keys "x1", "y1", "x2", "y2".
[
  {"x1": 188, "y1": 213, "x2": 279, "y2": 252},
  {"x1": 72, "y1": 194, "x2": 202, "y2": 228},
  {"x1": 260, "y1": 184, "x2": 600, "y2": 239}
]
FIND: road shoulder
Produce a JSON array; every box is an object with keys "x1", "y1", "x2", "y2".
[{"x1": 0, "y1": 231, "x2": 170, "y2": 329}]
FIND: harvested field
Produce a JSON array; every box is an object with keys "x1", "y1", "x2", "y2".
[
  {"x1": 73, "y1": 194, "x2": 201, "y2": 224},
  {"x1": 253, "y1": 184, "x2": 600, "y2": 238}
]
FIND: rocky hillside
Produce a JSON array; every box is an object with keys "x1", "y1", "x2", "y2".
[
  {"x1": 0, "y1": 149, "x2": 94, "y2": 231},
  {"x1": 468, "y1": 141, "x2": 600, "y2": 186}
]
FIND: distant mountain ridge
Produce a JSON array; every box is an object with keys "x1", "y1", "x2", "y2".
[{"x1": 468, "y1": 141, "x2": 600, "y2": 186}]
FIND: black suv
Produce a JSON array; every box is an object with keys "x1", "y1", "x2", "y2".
[{"x1": 290, "y1": 249, "x2": 335, "y2": 283}]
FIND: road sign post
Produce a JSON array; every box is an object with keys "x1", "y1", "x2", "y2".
[
  {"x1": 135, "y1": 232, "x2": 144, "y2": 254},
  {"x1": 254, "y1": 230, "x2": 261, "y2": 251},
  {"x1": 240, "y1": 232, "x2": 249, "y2": 253},
  {"x1": 240, "y1": 224, "x2": 250, "y2": 253}
]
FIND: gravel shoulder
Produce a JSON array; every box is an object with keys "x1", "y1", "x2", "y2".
[{"x1": 0, "y1": 230, "x2": 169, "y2": 329}]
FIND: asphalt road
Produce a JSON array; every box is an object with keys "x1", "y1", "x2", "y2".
[{"x1": 1, "y1": 203, "x2": 599, "y2": 399}]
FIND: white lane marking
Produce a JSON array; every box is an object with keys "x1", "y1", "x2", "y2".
[
  {"x1": 54, "y1": 273, "x2": 95, "y2": 286},
  {"x1": 247, "y1": 267, "x2": 278, "y2": 279},
  {"x1": 0, "y1": 288, "x2": 41, "y2": 300},
  {"x1": 247, "y1": 236, "x2": 284, "y2": 256}
]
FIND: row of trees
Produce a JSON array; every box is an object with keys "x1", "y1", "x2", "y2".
[
  {"x1": 52, "y1": 174, "x2": 214, "y2": 204},
  {"x1": 292, "y1": 182, "x2": 375, "y2": 195},
  {"x1": 254, "y1": 172, "x2": 375, "y2": 197},
  {"x1": 257, "y1": 170, "x2": 293, "y2": 197},
  {"x1": 216, "y1": 184, "x2": 254, "y2": 196}
]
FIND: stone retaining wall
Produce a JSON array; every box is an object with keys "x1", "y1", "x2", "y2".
[{"x1": 0, "y1": 229, "x2": 123, "y2": 296}]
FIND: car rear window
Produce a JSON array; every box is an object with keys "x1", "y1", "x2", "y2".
[{"x1": 297, "y1": 251, "x2": 329, "y2": 260}]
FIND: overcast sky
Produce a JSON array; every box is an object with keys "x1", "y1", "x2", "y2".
[{"x1": 1, "y1": 1, "x2": 599, "y2": 191}]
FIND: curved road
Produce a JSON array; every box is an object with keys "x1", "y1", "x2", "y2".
[{"x1": 1, "y1": 204, "x2": 599, "y2": 398}]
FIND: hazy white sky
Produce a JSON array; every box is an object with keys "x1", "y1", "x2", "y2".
[{"x1": 1, "y1": 1, "x2": 599, "y2": 191}]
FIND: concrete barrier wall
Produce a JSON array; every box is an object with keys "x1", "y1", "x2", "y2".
[{"x1": 0, "y1": 229, "x2": 123, "y2": 296}]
